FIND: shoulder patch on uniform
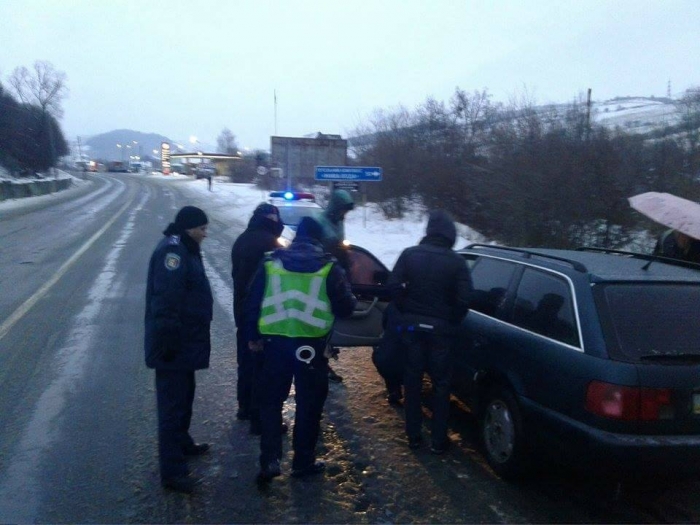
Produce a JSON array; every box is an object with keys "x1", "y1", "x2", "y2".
[
  {"x1": 168, "y1": 235, "x2": 181, "y2": 245},
  {"x1": 164, "y1": 253, "x2": 181, "y2": 270}
]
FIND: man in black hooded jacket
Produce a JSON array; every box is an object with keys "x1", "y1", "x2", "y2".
[
  {"x1": 231, "y1": 203, "x2": 284, "y2": 430},
  {"x1": 388, "y1": 209, "x2": 472, "y2": 455}
]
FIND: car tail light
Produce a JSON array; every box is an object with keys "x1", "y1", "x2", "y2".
[{"x1": 585, "y1": 381, "x2": 673, "y2": 421}]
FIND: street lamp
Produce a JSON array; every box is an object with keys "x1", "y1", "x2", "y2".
[{"x1": 116, "y1": 143, "x2": 132, "y2": 163}]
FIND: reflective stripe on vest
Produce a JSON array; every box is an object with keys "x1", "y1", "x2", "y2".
[{"x1": 258, "y1": 260, "x2": 334, "y2": 337}]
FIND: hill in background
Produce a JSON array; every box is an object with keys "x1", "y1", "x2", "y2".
[{"x1": 82, "y1": 130, "x2": 174, "y2": 162}]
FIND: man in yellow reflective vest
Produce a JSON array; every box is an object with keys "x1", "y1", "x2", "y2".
[{"x1": 243, "y1": 217, "x2": 356, "y2": 482}]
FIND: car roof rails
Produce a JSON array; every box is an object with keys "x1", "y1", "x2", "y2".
[
  {"x1": 577, "y1": 246, "x2": 700, "y2": 271},
  {"x1": 465, "y1": 243, "x2": 588, "y2": 273}
]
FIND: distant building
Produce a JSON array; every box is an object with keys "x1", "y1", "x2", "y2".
[{"x1": 270, "y1": 133, "x2": 347, "y2": 189}]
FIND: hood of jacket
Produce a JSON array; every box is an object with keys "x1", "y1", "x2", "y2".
[
  {"x1": 422, "y1": 209, "x2": 457, "y2": 248},
  {"x1": 247, "y1": 212, "x2": 284, "y2": 237},
  {"x1": 325, "y1": 190, "x2": 355, "y2": 223}
]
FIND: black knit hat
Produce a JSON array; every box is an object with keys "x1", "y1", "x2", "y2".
[
  {"x1": 295, "y1": 216, "x2": 324, "y2": 242},
  {"x1": 254, "y1": 202, "x2": 280, "y2": 219},
  {"x1": 175, "y1": 206, "x2": 208, "y2": 230}
]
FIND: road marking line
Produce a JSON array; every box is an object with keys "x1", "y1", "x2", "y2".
[{"x1": 0, "y1": 198, "x2": 134, "y2": 342}]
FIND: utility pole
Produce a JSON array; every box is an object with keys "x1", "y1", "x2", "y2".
[
  {"x1": 586, "y1": 88, "x2": 592, "y2": 138},
  {"x1": 274, "y1": 89, "x2": 278, "y2": 135}
]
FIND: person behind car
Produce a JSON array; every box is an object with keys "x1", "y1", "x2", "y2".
[
  {"x1": 371, "y1": 301, "x2": 405, "y2": 405},
  {"x1": 317, "y1": 189, "x2": 356, "y2": 382},
  {"x1": 144, "y1": 206, "x2": 213, "y2": 494},
  {"x1": 653, "y1": 229, "x2": 700, "y2": 263},
  {"x1": 243, "y1": 217, "x2": 356, "y2": 482},
  {"x1": 388, "y1": 209, "x2": 472, "y2": 455},
  {"x1": 230, "y1": 203, "x2": 284, "y2": 434}
]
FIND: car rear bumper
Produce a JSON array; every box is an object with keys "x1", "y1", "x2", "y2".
[{"x1": 521, "y1": 396, "x2": 700, "y2": 475}]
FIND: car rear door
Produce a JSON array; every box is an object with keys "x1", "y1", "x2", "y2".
[{"x1": 329, "y1": 245, "x2": 390, "y2": 348}]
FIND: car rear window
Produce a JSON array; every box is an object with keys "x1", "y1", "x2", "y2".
[{"x1": 600, "y1": 283, "x2": 700, "y2": 360}]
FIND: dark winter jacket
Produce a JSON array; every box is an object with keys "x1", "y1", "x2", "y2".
[
  {"x1": 231, "y1": 213, "x2": 284, "y2": 322},
  {"x1": 387, "y1": 209, "x2": 472, "y2": 335},
  {"x1": 145, "y1": 231, "x2": 213, "y2": 370},
  {"x1": 317, "y1": 189, "x2": 355, "y2": 270},
  {"x1": 242, "y1": 234, "x2": 357, "y2": 345},
  {"x1": 653, "y1": 229, "x2": 700, "y2": 263}
]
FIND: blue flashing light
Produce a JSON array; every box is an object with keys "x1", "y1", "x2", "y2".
[{"x1": 284, "y1": 191, "x2": 294, "y2": 200}]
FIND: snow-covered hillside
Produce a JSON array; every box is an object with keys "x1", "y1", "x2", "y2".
[{"x1": 593, "y1": 97, "x2": 680, "y2": 134}]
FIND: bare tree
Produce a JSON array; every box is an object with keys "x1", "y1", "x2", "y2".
[
  {"x1": 8, "y1": 61, "x2": 68, "y2": 118},
  {"x1": 217, "y1": 128, "x2": 239, "y2": 154}
]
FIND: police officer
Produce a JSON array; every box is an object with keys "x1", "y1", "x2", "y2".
[
  {"x1": 243, "y1": 217, "x2": 356, "y2": 482},
  {"x1": 388, "y1": 209, "x2": 472, "y2": 455},
  {"x1": 317, "y1": 189, "x2": 356, "y2": 382},
  {"x1": 231, "y1": 203, "x2": 284, "y2": 433},
  {"x1": 144, "y1": 206, "x2": 213, "y2": 494}
]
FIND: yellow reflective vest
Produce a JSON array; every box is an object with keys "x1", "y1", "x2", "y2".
[{"x1": 258, "y1": 260, "x2": 335, "y2": 338}]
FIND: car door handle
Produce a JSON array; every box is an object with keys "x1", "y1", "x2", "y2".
[{"x1": 351, "y1": 297, "x2": 379, "y2": 319}]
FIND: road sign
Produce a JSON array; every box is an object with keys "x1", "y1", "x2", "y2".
[
  {"x1": 315, "y1": 166, "x2": 382, "y2": 181},
  {"x1": 332, "y1": 180, "x2": 360, "y2": 192}
]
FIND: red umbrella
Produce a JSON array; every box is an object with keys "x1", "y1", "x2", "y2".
[{"x1": 628, "y1": 192, "x2": 700, "y2": 240}]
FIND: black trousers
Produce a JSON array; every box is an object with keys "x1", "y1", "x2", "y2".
[
  {"x1": 155, "y1": 369, "x2": 196, "y2": 480},
  {"x1": 401, "y1": 331, "x2": 454, "y2": 447},
  {"x1": 236, "y1": 324, "x2": 262, "y2": 419},
  {"x1": 257, "y1": 338, "x2": 329, "y2": 470}
]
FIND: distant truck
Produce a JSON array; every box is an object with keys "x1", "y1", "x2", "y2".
[{"x1": 107, "y1": 161, "x2": 129, "y2": 173}]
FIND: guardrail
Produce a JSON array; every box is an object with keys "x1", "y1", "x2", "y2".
[{"x1": 0, "y1": 177, "x2": 73, "y2": 201}]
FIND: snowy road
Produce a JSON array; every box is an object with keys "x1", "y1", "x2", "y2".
[{"x1": 1, "y1": 172, "x2": 700, "y2": 523}]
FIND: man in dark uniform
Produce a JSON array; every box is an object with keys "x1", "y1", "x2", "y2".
[
  {"x1": 243, "y1": 217, "x2": 356, "y2": 483},
  {"x1": 388, "y1": 209, "x2": 472, "y2": 455},
  {"x1": 231, "y1": 203, "x2": 284, "y2": 434},
  {"x1": 145, "y1": 206, "x2": 213, "y2": 494}
]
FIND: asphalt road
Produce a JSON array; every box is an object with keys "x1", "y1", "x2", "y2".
[{"x1": 1, "y1": 172, "x2": 700, "y2": 524}]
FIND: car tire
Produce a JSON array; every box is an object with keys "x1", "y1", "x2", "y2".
[{"x1": 480, "y1": 387, "x2": 526, "y2": 480}]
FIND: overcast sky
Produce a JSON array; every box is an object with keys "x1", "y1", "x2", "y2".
[{"x1": 1, "y1": 0, "x2": 699, "y2": 151}]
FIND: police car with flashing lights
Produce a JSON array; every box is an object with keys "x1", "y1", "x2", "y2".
[{"x1": 268, "y1": 191, "x2": 324, "y2": 245}]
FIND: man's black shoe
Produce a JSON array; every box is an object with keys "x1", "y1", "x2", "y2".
[
  {"x1": 161, "y1": 475, "x2": 198, "y2": 494},
  {"x1": 236, "y1": 409, "x2": 251, "y2": 420},
  {"x1": 431, "y1": 442, "x2": 449, "y2": 455},
  {"x1": 387, "y1": 391, "x2": 402, "y2": 405},
  {"x1": 183, "y1": 443, "x2": 210, "y2": 456},
  {"x1": 328, "y1": 368, "x2": 343, "y2": 383},
  {"x1": 408, "y1": 436, "x2": 423, "y2": 450},
  {"x1": 290, "y1": 461, "x2": 326, "y2": 478},
  {"x1": 256, "y1": 460, "x2": 281, "y2": 483}
]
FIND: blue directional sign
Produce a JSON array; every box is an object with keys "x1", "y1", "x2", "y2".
[{"x1": 315, "y1": 166, "x2": 383, "y2": 182}]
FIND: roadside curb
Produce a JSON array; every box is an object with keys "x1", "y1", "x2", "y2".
[{"x1": 0, "y1": 177, "x2": 73, "y2": 201}]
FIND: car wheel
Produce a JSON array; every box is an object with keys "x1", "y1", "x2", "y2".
[{"x1": 480, "y1": 387, "x2": 526, "y2": 480}]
